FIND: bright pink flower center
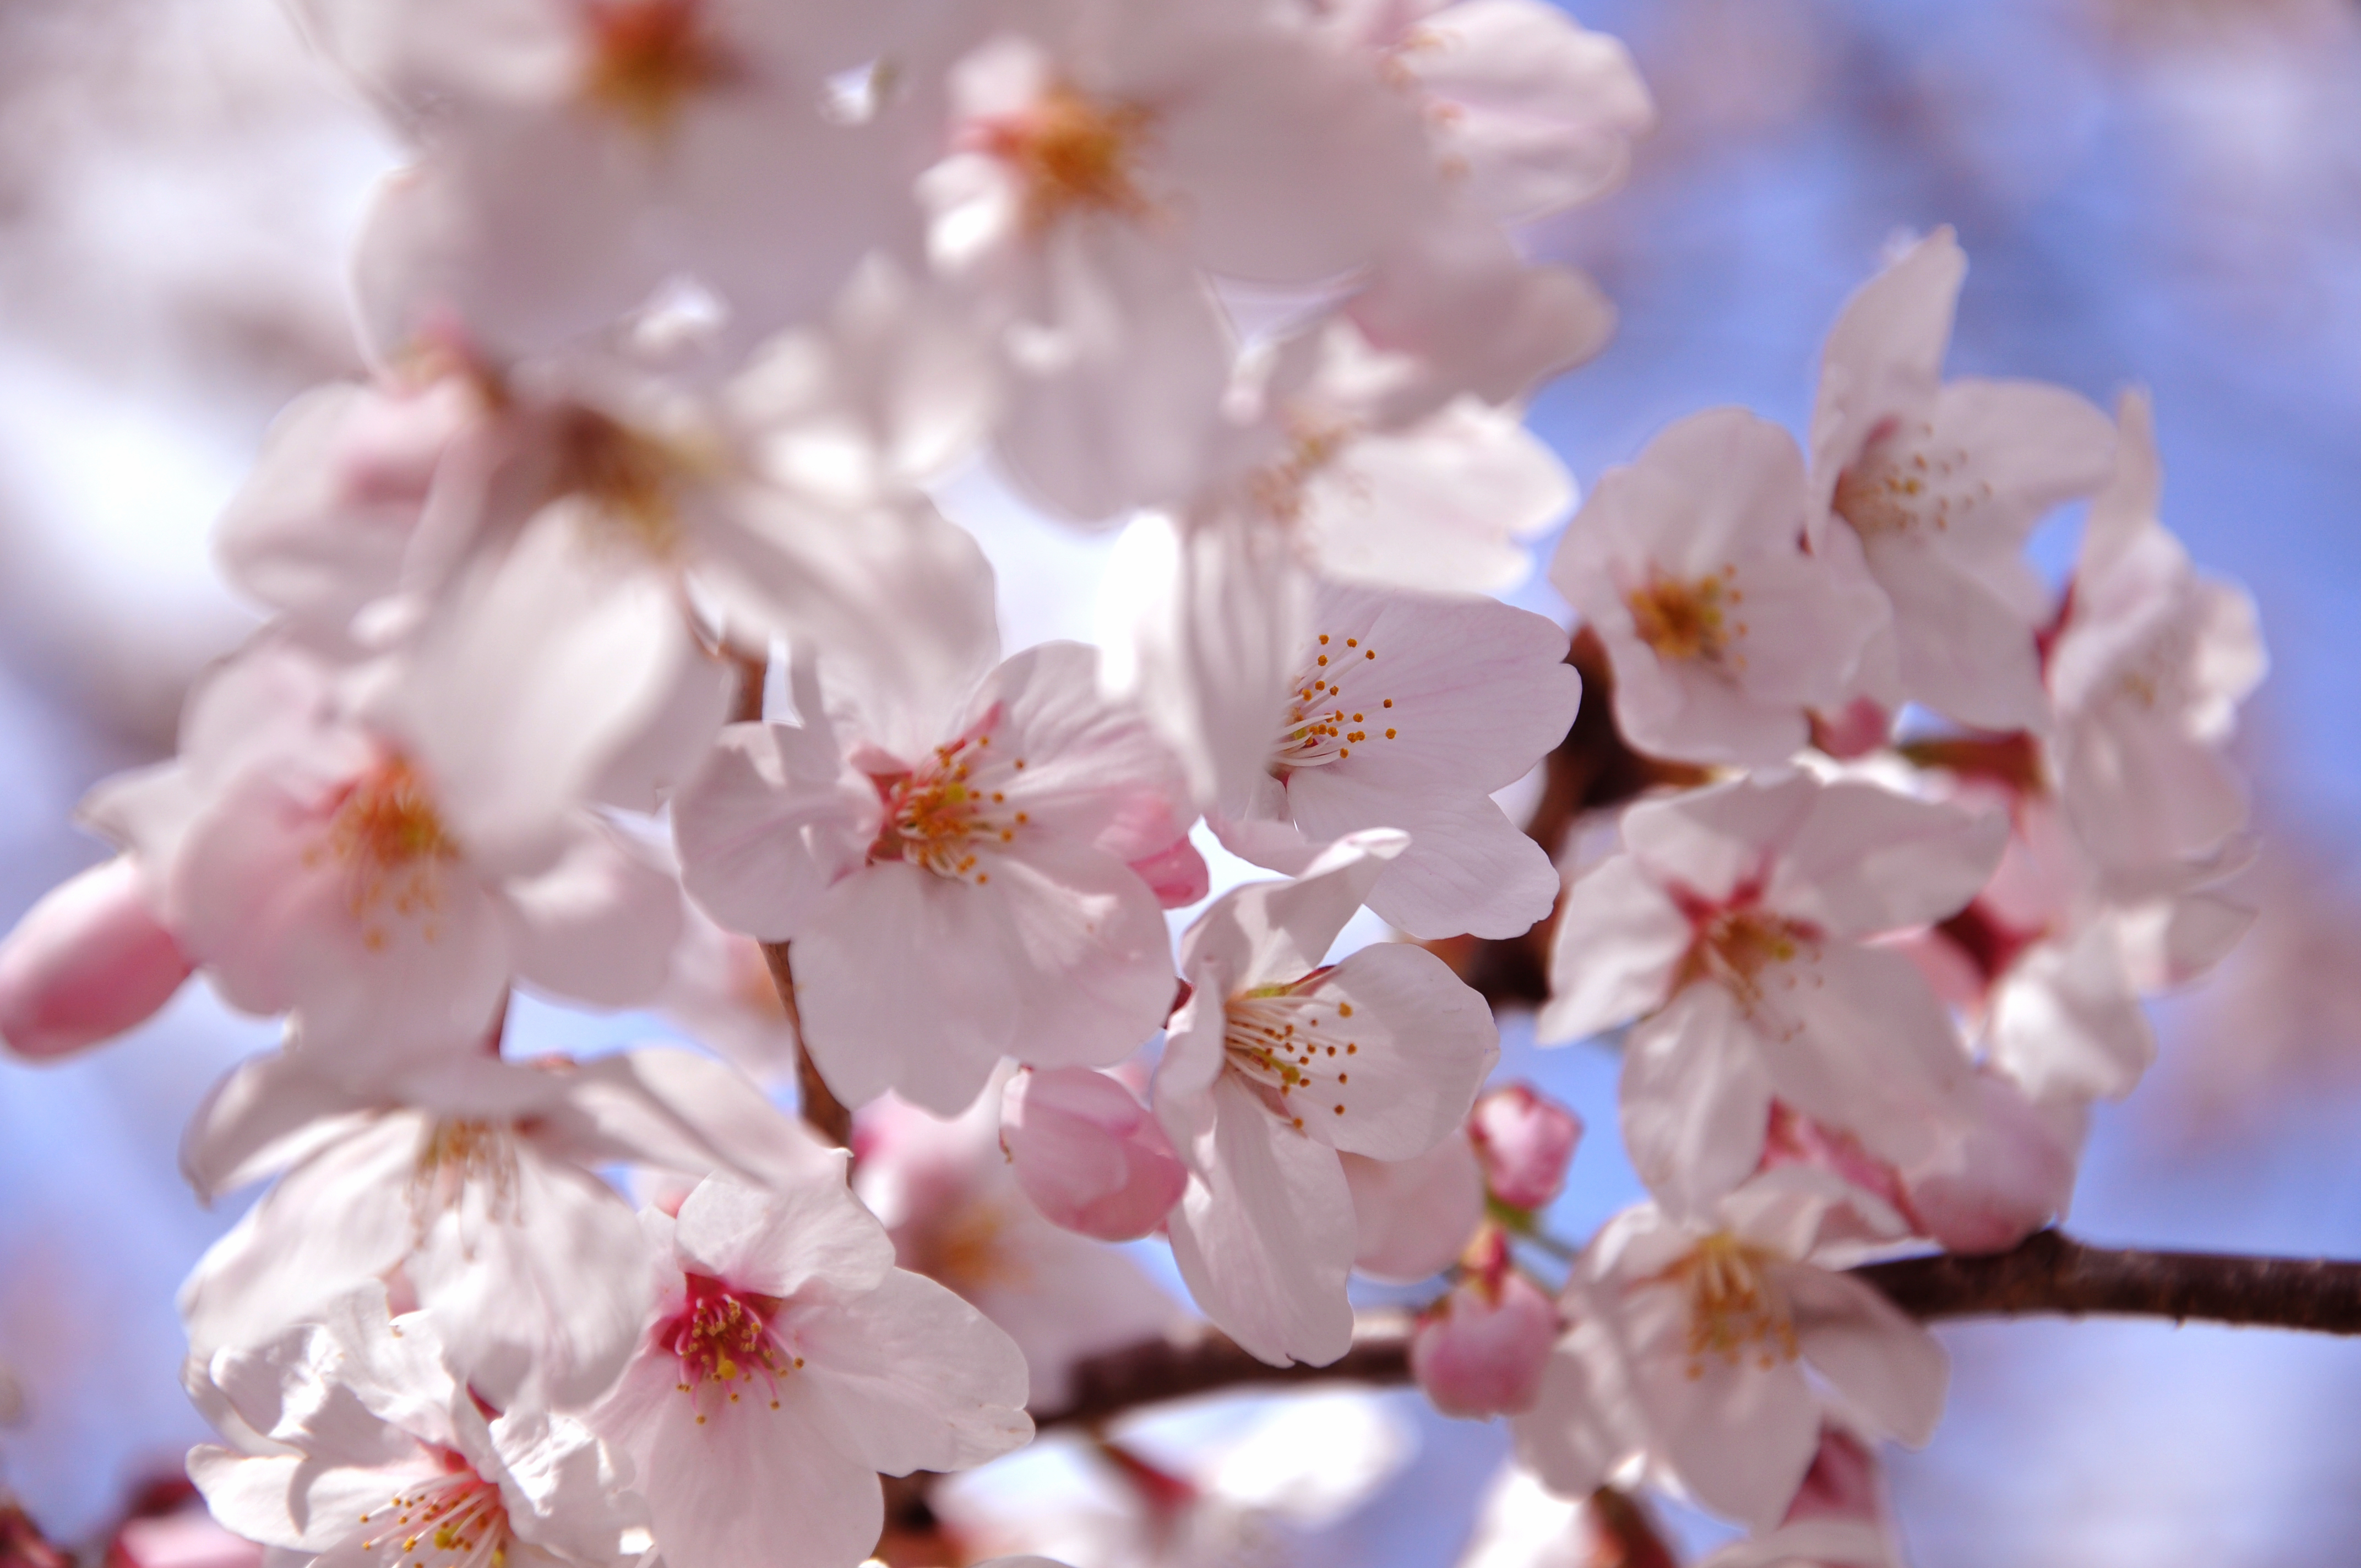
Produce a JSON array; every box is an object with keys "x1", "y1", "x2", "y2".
[
  {"x1": 866, "y1": 717, "x2": 1025, "y2": 884},
  {"x1": 663, "y1": 1274, "x2": 798, "y2": 1420}
]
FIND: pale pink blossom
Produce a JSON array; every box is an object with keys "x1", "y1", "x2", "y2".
[
  {"x1": 673, "y1": 640, "x2": 1194, "y2": 1115},
  {"x1": 1214, "y1": 580, "x2": 1580, "y2": 940},
  {"x1": 1327, "y1": 0, "x2": 1655, "y2": 227},
  {"x1": 1000, "y1": 1065, "x2": 1189, "y2": 1243},
  {"x1": 1808, "y1": 229, "x2": 2116, "y2": 732},
  {"x1": 1155, "y1": 832, "x2": 1498, "y2": 1365},
  {"x1": 857, "y1": 1081, "x2": 1186, "y2": 1407},
  {"x1": 318, "y1": 0, "x2": 915, "y2": 362},
  {"x1": 213, "y1": 371, "x2": 483, "y2": 642},
  {"x1": 920, "y1": 2, "x2": 1441, "y2": 520},
  {"x1": 1216, "y1": 320, "x2": 1578, "y2": 593},
  {"x1": 1540, "y1": 771, "x2": 2003, "y2": 1214},
  {"x1": 188, "y1": 1286, "x2": 636, "y2": 1568},
  {"x1": 1468, "y1": 1083, "x2": 1582, "y2": 1213},
  {"x1": 135, "y1": 639, "x2": 683, "y2": 1071},
  {"x1": 0, "y1": 856, "x2": 192, "y2": 1061},
  {"x1": 1513, "y1": 1171, "x2": 1945, "y2": 1531},
  {"x1": 180, "y1": 1044, "x2": 832, "y2": 1407},
  {"x1": 2046, "y1": 391, "x2": 2265, "y2": 887},
  {"x1": 1552, "y1": 408, "x2": 1888, "y2": 766},
  {"x1": 590, "y1": 1177, "x2": 1032, "y2": 1568},
  {"x1": 1410, "y1": 1228, "x2": 1558, "y2": 1418}
]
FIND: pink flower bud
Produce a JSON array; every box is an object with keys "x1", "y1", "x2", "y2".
[
  {"x1": 1409, "y1": 1233, "x2": 1558, "y2": 1419},
  {"x1": 0, "y1": 858, "x2": 192, "y2": 1061},
  {"x1": 1468, "y1": 1084, "x2": 1581, "y2": 1211},
  {"x1": 1001, "y1": 1065, "x2": 1188, "y2": 1241}
]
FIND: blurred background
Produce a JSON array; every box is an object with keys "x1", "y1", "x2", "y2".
[{"x1": 3, "y1": 0, "x2": 2360, "y2": 1563}]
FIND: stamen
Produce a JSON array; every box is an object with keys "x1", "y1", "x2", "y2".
[
  {"x1": 580, "y1": 0, "x2": 738, "y2": 136},
  {"x1": 1270, "y1": 634, "x2": 1396, "y2": 772},
  {"x1": 1222, "y1": 977, "x2": 1364, "y2": 1128},
  {"x1": 865, "y1": 724, "x2": 1024, "y2": 884},
  {"x1": 1625, "y1": 567, "x2": 1745, "y2": 666},
  {"x1": 980, "y1": 84, "x2": 1155, "y2": 231},
  {"x1": 665, "y1": 1274, "x2": 797, "y2": 1419},
  {"x1": 1664, "y1": 1232, "x2": 1799, "y2": 1377},
  {"x1": 1832, "y1": 422, "x2": 1989, "y2": 542},
  {"x1": 308, "y1": 756, "x2": 460, "y2": 950}
]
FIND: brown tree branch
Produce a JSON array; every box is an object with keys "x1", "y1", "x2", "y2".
[
  {"x1": 758, "y1": 940, "x2": 855, "y2": 1150},
  {"x1": 1029, "y1": 1231, "x2": 2361, "y2": 1429}
]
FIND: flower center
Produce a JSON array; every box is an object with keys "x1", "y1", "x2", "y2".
[
  {"x1": 1831, "y1": 422, "x2": 1982, "y2": 543},
  {"x1": 554, "y1": 406, "x2": 692, "y2": 559},
  {"x1": 1625, "y1": 567, "x2": 1740, "y2": 665},
  {"x1": 580, "y1": 0, "x2": 737, "y2": 135},
  {"x1": 358, "y1": 1460, "x2": 512, "y2": 1568},
  {"x1": 981, "y1": 84, "x2": 1154, "y2": 230},
  {"x1": 1273, "y1": 632, "x2": 1397, "y2": 772},
  {"x1": 409, "y1": 1119, "x2": 523, "y2": 1229},
  {"x1": 1680, "y1": 905, "x2": 1815, "y2": 1016},
  {"x1": 908, "y1": 1197, "x2": 1029, "y2": 1295},
  {"x1": 1670, "y1": 1231, "x2": 1798, "y2": 1376},
  {"x1": 314, "y1": 756, "x2": 460, "y2": 951},
  {"x1": 1222, "y1": 976, "x2": 1364, "y2": 1134},
  {"x1": 868, "y1": 725, "x2": 1024, "y2": 885},
  {"x1": 665, "y1": 1274, "x2": 798, "y2": 1420}
]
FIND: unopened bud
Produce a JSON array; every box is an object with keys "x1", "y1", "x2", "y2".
[
  {"x1": 0, "y1": 858, "x2": 192, "y2": 1061},
  {"x1": 1001, "y1": 1065, "x2": 1187, "y2": 1241},
  {"x1": 1470, "y1": 1084, "x2": 1582, "y2": 1212}
]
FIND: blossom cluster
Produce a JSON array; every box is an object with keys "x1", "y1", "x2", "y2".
[{"x1": 0, "y1": 1, "x2": 2263, "y2": 1565}]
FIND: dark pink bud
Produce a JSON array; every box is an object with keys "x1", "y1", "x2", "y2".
[
  {"x1": 0, "y1": 858, "x2": 192, "y2": 1061},
  {"x1": 1001, "y1": 1066, "x2": 1188, "y2": 1241},
  {"x1": 1468, "y1": 1084, "x2": 1581, "y2": 1211},
  {"x1": 1410, "y1": 1237, "x2": 1558, "y2": 1419}
]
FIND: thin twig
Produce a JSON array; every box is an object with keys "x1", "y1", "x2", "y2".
[
  {"x1": 757, "y1": 940, "x2": 854, "y2": 1151},
  {"x1": 1030, "y1": 1231, "x2": 2361, "y2": 1429}
]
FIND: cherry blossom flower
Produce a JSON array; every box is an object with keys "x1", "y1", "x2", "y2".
[
  {"x1": 180, "y1": 1044, "x2": 831, "y2": 1407},
  {"x1": 1410, "y1": 1227, "x2": 1558, "y2": 1418},
  {"x1": 188, "y1": 1286, "x2": 636, "y2": 1568},
  {"x1": 2046, "y1": 390, "x2": 2265, "y2": 888},
  {"x1": 1807, "y1": 229, "x2": 2116, "y2": 732},
  {"x1": 1551, "y1": 408, "x2": 1888, "y2": 766},
  {"x1": 590, "y1": 1176, "x2": 1032, "y2": 1568},
  {"x1": 1155, "y1": 831, "x2": 1499, "y2": 1365},
  {"x1": 856, "y1": 1080, "x2": 1185, "y2": 1407},
  {"x1": 213, "y1": 370, "x2": 484, "y2": 643},
  {"x1": 317, "y1": 0, "x2": 916, "y2": 363},
  {"x1": 124, "y1": 638, "x2": 682, "y2": 1072},
  {"x1": 919, "y1": 1, "x2": 1442, "y2": 519},
  {"x1": 1214, "y1": 580, "x2": 1580, "y2": 939},
  {"x1": 1326, "y1": 0, "x2": 1655, "y2": 227},
  {"x1": 1541, "y1": 770, "x2": 2004, "y2": 1213},
  {"x1": 1469, "y1": 1083, "x2": 1582, "y2": 1213},
  {"x1": 673, "y1": 639, "x2": 1194, "y2": 1114},
  {"x1": 0, "y1": 856, "x2": 192, "y2": 1061},
  {"x1": 1513, "y1": 1170, "x2": 1945, "y2": 1531},
  {"x1": 999, "y1": 1065, "x2": 1190, "y2": 1244}
]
